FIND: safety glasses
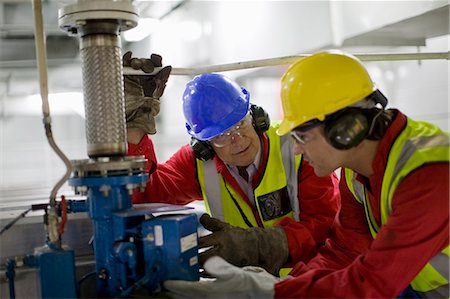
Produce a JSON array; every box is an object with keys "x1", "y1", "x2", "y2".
[
  {"x1": 290, "y1": 120, "x2": 323, "y2": 145},
  {"x1": 210, "y1": 114, "x2": 252, "y2": 147}
]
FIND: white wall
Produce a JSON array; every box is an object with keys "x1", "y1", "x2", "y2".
[
  {"x1": 332, "y1": 1, "x2": 448, "y2": 45},
  {"x1": 362, "y1": 36, "x2": 449, "y2": 131}
]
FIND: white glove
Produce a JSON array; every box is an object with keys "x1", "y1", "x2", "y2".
[{"x1": 164, "y1": 256, "x2": 280, "y2": 299}]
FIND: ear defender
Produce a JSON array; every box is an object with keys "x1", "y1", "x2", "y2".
[
  {"x1": 250, "y1": 104, "x2": 270, "y2": 134},
  {"x1": 324, "y1": 90, "x2": 389, "y2": 150},
  {"x1": 190, "y1": 137, "x2": 215, "y2": 161},
  {"x1": 324, "y1": 109, "x2": 369, "y2": 150}
]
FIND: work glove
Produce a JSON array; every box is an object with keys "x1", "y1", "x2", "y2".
[
  {"x1": 198, "y1": 214, "x2": 289, "y2": 276},
  {"x1": 164, "y1": 256, "x2": 280, "y2": 299},
  {"x1": 123, "y1": 51, "x2": 172, "y2": 134}
]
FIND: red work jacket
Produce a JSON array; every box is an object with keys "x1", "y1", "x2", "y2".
[{"x1": 274, "y1": 110, "x2": 449, "y2": 298}]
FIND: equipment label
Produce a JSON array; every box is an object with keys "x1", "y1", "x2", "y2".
[
  {"x1": 155, "y1": 225, "x2": 163, "y2": 246},
  {"x1": 190, "y1": 256, "x2": 198, "y2": 266},
  {"x1": 180, "y1": 232, "x2": 197, "y2": 253}
]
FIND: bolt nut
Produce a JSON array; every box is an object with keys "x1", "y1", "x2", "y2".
[
  {"x1": 76, "y1": 20, "x2": 87, "y2": 26},
  {"x1": 98, "y1": 269, "x2": 108, "y2": 280},
  {"x1": 99, "y1": 185, "x2": 111, "y2": 197}
]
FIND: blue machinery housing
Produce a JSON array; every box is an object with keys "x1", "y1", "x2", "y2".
[{"x1": 4, "y1": 170, "x2": 199, "y2": 298}]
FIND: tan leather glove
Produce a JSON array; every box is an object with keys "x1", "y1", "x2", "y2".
[
  {"x1": 123, "y1": 51, "x2": 172, "y2": 134},
  {"x1": 198, "y1": 214, "x2": 289, "y2": 276}
]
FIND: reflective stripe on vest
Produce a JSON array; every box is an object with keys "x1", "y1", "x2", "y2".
[
  {"x1": 197, "y1": 123, "x2": 302, "y2": 228},
  {"x1": 345, "y1": 117, "x2": 449, "y2": 297},
  {"x1": 344, "y1": 168, "x2": 380, "y2": 235}
]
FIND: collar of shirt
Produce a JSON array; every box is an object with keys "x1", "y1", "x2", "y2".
[
  {"x1": 226, "y1": 141, "x2": 262, "y2": 205},
  {"x1": 227, "y1": 142, "x2": 262, "y2": 183}
]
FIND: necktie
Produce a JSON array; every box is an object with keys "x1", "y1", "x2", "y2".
[{"x1": 238, "y1": 167, "x2": 249, "y2": 181}]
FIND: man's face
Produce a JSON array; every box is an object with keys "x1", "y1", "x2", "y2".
[
  {"x1": 210, "y1": 115, "x2": 261, "y2": 167},
  {"x1": 291, "y1": 124, "x2": 344, "y2": 177}
]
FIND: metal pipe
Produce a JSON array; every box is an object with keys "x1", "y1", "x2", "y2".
[
  {"x1": 32, "y1": 0, "x2": 72, "y2": 246},
  {"x1": 5, "y1": 259, "x2": 16, "y2": 299},
  {"x1": 58, "y1": 0, "x2": 138, "y2": 158},
  {"x1": 124, "y1": 51, "x2": 450, "y2": 76},
  {"x1": 79, "y1": 32, "x2": 127, "y2": 157}
]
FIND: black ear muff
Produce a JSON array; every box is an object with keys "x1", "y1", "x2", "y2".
[
  {"x1": 371, "y1": 89, "x2": 388, "y2": 109},
  {"x1": 250, "y1": 104, "x2": 270, "y2": 133},
  {"x1": 190, "y1": 137, "x2": 215, "y2": 161},
  {"x1": 324, "y1": 109, "x2": 369, "y2": 150}
]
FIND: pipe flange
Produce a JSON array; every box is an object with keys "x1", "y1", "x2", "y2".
[
  {"x1": 71, "y1": 156, "x2": 148, "y2": 178},
  {"x1": 58, "y1": 0, "x2": 138, "y2": 36}
]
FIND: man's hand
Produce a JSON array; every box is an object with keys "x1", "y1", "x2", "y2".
[
  {"x1": 164, "y1": 256, "x2": 280, "y2": 299},
  {"x1": 123, "y1": 51, "x2": 172, "y2": 135},
  {"x1": 198, "y1": 214, "x2": 290, "y2": 276}
]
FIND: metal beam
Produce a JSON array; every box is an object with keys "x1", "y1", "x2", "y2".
[{"x1": 124, "y1": 51, "x2": 450, "y2": 76}]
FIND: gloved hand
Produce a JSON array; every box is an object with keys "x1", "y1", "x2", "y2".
[
  {"x1": 123, "y1": 51, "x2": 172, "y2": 134},
  {"x1": 164, "y1": 256, "x2": 280, "y2": 299},
  {"x1": 198, "y1": 214, "x2": 289, "y2": 276}
]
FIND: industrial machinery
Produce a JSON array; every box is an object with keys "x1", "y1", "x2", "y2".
[{"x1": 2, "y1": 0, "x2": 199, "y2": 297}]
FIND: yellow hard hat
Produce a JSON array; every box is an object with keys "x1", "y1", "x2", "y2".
[{"x1": 277, "y1": 50, "x2": 376, "y2": 136}]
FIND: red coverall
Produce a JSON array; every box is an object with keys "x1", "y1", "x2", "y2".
[
  {"x1": 128, "y1": 132, "x2": 340, "y2": 264},
  {"x1": 274, "y1": 110, "x2": 449, "y2": 298}
]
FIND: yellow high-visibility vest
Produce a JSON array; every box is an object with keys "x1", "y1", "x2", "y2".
[
  {"x1": 345, "y1": 117, "x2": 449, "y2": 297},
  {"x1": 196, "y1": 123, "x2": 302, "y2": 228}
]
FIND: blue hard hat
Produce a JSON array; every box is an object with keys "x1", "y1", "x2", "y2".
[{"x1": 183, "y1": 73, "x2": 250, "y2": 141}]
